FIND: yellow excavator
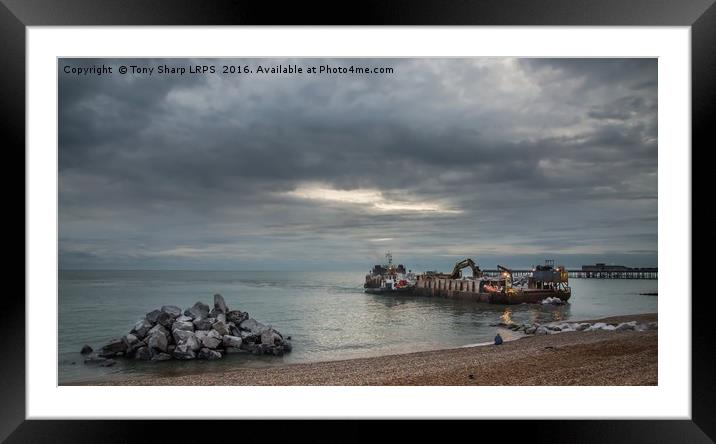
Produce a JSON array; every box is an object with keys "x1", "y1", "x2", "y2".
[
  {"x1": 427, "y1": 258, "x2": 481, "y2": 279},
  {"x1": 497, "y1": 264, "x2": 514, "y2": 291}
]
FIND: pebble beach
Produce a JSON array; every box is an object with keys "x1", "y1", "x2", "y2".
[{"x1": 84, "y1": 313, "x2": 657, "y2": 386}]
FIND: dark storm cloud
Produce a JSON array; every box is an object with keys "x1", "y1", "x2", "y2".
[{"x1": 59, "y1": 58, "x2": 657, "y2": 270}]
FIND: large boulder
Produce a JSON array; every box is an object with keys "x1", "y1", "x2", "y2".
[
  {"x1": 228, "y1": 323, "x2": 240, "y2": 336},
  {"x1": 80, "y1": 344, "x2": 93, "y2": 355},
  {"x1": 161, "y1": 305, "x2": 182, "y2": 318},
  {"x1": 147, "y1": 324, "x2": 171, "y2": 341},
  {"x1": 173, "y1": 330, "x2": 201, "y2": 351},
  {"x1": 146, "y1": 309, "x2": 164, "y2": 324},
  {"x1": 213, "y1": 293, "x2": 229, "y2": 314},
  {"x1": 239, "y1": 318, "x2": 268, "y2": 334},
  {"x1": 201, "y1": 330, "x2": 222, "y2": 349},
  {"x1": 147, "y1": 331, "x2": 169, "y2": 352},
  {"x1": 222, "y1": 335, "x2": 242, "y2": 348},
  {"x1": 240, "y1": 330, "x2": 260, "y2": 343},
  {"x1": 173, "y1": 329, "x2": 194, "y2": 343},
  {"x1": 227, "y1": 310, "x2": 249, "y2": 324},
  {"x1": 134, "y1": 346, "x2": 152, "y2": 361},
  {"x1": 212, "y1": 320, "x2": 230, "y2": 336},
  {"x1": 197, "y1": 348, "x2": 222, "y2": 360},
  {"x1": 155, "y1": 311, "x2": 174, "y2": 329},
  {"x1": 122, "y1": 334, "x2": 142, "y2": 355},
  {"x1": 173, "y1": 344, "x2": 196, "y2": 360},
  {"x1": 193, "y1": 317, "x2": 214, "y2": 331},
  {"x1": 172, "y1": 320, "x2": 194, "y2": 333},
  {"x1": 185, "y1": 302, "x2": 210, "y2": 320},
  {"x1": 131, "y1": 318, "x2": 154, "y2": 339},
  {"x1": 100, "y1": 338, "x2": 128, "y2": 357},
  {"x1": 261, "y1": 328, "x2": 283, "y2": 346}
]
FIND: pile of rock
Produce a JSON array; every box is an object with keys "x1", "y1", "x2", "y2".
[
  {"x1": 499, "y1": 320, "x2": 658, "y2": 336},
  {"x1": 82, "y1": 294, "x2": 292, "y2": 366}
]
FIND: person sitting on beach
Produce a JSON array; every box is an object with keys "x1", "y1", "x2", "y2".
[{"x1": 494, "y1": 333, "x2": 503, "y2": 345}]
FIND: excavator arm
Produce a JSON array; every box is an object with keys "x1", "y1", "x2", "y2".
[
  {"x1": 497, "y1": 264, "x2": 512, "y2": 278},
  {"x1": 449, "y1": 258, "x2": 481, "y2": 279}
]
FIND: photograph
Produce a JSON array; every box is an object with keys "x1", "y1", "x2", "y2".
[{"x1": 57, "y1": 57, "x2": 659, "y2": 387}]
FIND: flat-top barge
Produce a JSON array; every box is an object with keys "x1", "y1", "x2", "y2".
[{"x1": 365, "y1": 255, "x2": 571, "y2": 305}]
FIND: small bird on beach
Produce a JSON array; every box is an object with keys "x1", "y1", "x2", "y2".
[{"x1": 494, "y1": 333, "x2": 503, "y2": 345}]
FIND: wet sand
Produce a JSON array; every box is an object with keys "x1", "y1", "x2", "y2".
[{"x1": 85, "y1": 313, "x2": 657, "y2": 386}]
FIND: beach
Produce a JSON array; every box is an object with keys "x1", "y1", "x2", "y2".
[{"x1": 85, "y1": 313, "x2": 657, "y2": 386}]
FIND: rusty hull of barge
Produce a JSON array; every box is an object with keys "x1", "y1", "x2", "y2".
[{"x1": 412, "y1": 277, "x2": 571, "y2": 305}]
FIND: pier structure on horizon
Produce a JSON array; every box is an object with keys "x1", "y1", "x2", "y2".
[{"x1": 482, "y1": 263, "x2": 658, "y2": 280}]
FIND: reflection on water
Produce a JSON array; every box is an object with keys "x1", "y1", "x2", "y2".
[
  {"x1": 59, "y1": 270, "x2": 657, "y2": 384},
  {"x1": 500, "y1": 308, "x2": 513, "y2": 325}
]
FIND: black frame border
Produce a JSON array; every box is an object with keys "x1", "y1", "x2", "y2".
[{"x1": 3, "y1": 0, "x2": 712, "y2": 441}]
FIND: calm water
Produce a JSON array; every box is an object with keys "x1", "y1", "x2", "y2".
[{"x1": 58, "y1": 270, "x2": 658, "y2": 384}]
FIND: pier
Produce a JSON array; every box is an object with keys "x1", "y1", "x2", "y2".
[{"x1": 483, "y1": 264, "x2": 658, "y2": 280}]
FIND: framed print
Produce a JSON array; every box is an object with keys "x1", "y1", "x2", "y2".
[{"x1": 4, "y1": 0, "x2": 711, "y2": 441}]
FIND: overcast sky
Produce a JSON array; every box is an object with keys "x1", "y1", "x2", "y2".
[{"x1": 59, "y1": 58, "x2": 657, "y2": 271}]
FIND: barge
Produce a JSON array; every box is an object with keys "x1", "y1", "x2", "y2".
[{"x1": 365, "y1": 255, "x2": 571, "y2": 305}]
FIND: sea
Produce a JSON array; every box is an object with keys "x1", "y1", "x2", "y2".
[{"x1": 58, "y1": 270, "x2": 658, "y2": 384}]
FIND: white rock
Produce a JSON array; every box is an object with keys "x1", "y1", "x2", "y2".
[
  {"x1": 575, "y1": 323, "x2": 591, "y2": 331},
  {"x1": 615, "y1": 321, "x2": 637, "y2": 331}
]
